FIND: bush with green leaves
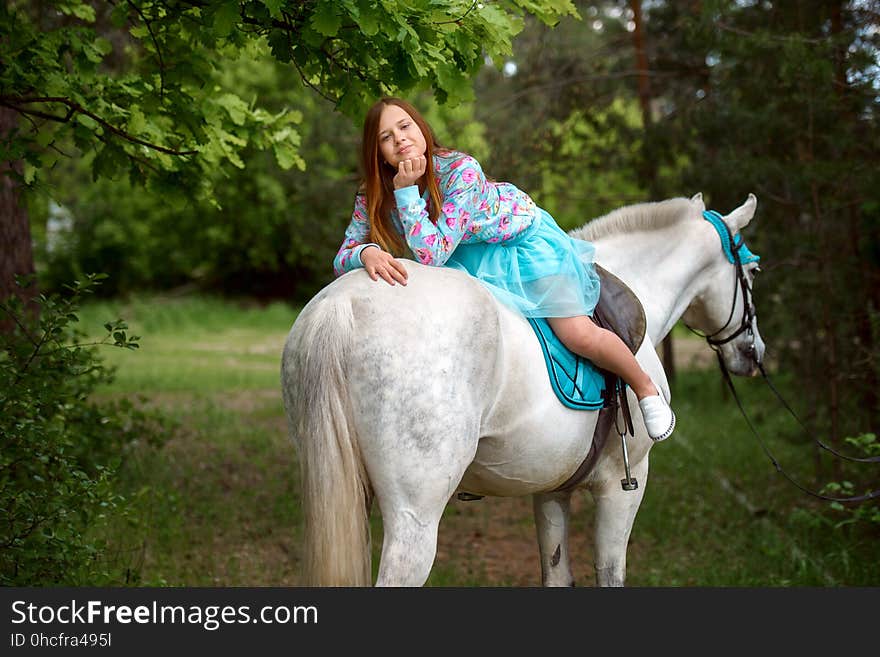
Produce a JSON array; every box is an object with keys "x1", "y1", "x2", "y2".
[
  {"x1": 0, "y1": 275, "x2": 167, "y2": 585},
  {"x1": 822, "y1": 433, "x2": 880, "y2": 531}
]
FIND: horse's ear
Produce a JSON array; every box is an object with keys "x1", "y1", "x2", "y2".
[
  {"x1": 725, "y1": 193, "x2": 757, "y2": 231},
  {"x1": 690, "y1": 193, "x2": 705, "y2": 211}
]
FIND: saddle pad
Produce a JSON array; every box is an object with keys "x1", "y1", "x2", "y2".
[{"x1": 527, "y1": 317, "x2": 606, "y2": 411}]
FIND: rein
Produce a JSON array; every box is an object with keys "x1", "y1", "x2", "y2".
[
  {"x1": 689, "y1": 210, "x2": 880, "y2": 504},
  {"x1": 716, "y1": 353, "x2": 880, "y2": 503}
]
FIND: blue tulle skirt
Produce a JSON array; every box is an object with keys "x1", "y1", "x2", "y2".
[{"x1": 445, "y1": 209, "x2": 601, "y2": 318}]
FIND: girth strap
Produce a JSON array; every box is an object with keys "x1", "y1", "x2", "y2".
[{"x1": 552, "y1": 373, "x2": 634, "y2": 492}]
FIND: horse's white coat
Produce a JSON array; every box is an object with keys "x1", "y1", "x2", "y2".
[{"x1": 281, "y1": 194, "x2": 764, "y2": 586}]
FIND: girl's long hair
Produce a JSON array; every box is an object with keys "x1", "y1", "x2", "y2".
[{"x1": 360, "y1": 97, "x2": 444, "y2": 256}]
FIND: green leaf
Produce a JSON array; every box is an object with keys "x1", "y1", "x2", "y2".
[
  {"x1": 312, "y1": 2, "x2": 343, "y2": 37},
  {"x1": 40, "y1": 150, "x2": 61, "y2": 170},
  {"x1": 93, "y1": 37, "x2": 112, "y2": 57},
  {"x1": 260, "y1": 0, "x2": 284, "y2": 18},
  {"x1": 58, "y1": 1, "x2": 96, "y2": 23},
  {"x1": 354, "y1": 0, "x2": 380, "y2": 36},
  {"x1": 36, "y1": 129, "x2": 57, "y2": 149},
  {"x1": 129, "y1": 25, "x2": 150, "y2": 39},
  {"x1": 435, "y1": 63, "x2": 474, "y2": 104},
  {"x1": 213, "y1": 0, "x2": 240, "y2": 37},
  {"x1": 110, "y1": 3, "x2": 129, "y2": 28},
  {"x1": 92, "y1": 144, "x2": 127, "y2": 181},
  {"x1": 23, "y1": 161, "x2": 37, "y2": 185},
  {"x1": 216, "y1": 94, "x2": 250, "y2": 126},
  {"x1": 75, "y1": 114, "x2": 99, "y2": 130},
  {"x1": 267, "y1": 30, "x2": 292, "y2": 63},
  {"x1": 273, "y1": 140, "x2": 305, "y2": 171},
  {"x1": 83, "y1": 41, "x2": 105, "y2": 64},
  {"x1": 127, "y1": 107, "x2": 147, "y2": 135}
]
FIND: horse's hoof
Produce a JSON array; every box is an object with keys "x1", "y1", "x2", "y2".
[{"x1": 638, "y1": 395, "x2": 676, "y2": 441}]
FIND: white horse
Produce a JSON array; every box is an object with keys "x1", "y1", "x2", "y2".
[{"x1": 281, "y1": 193, "x2": 764, "y2": 586}]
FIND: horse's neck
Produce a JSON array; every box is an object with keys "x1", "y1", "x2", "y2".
[{"x1": 594, "y1": 221, "x2": 713, "y2": 346}]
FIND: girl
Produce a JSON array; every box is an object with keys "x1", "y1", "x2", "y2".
[{"x1": 333, "y1": 97, "x2": 675, "y2": 441}]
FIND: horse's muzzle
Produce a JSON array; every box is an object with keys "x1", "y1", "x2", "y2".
[{"x1": 743, "y1": 341, "x2": 764, "y2": 377}]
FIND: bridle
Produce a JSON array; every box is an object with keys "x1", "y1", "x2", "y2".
[
  {"x1": 686, "y1": 210, "x2": 760, "y2": 352},
  {"x1": 688, "y1": 209, "x2": 880, "y2": 504}
]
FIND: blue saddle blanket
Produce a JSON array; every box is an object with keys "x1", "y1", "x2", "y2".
[{"x1": 527, "y1": 318, "x2": 607, "y2": 410}]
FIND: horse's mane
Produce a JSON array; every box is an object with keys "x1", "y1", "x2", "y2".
[{"x1": 570, "y1": 197, "x2": 697, "y2": 242}]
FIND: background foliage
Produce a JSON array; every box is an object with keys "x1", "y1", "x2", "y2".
[
  {"x1": 2, "y1": 0, "x2": 879, "y2": 584},
  {"x1": 0, "y1": 276, "x2": 167, "y2": 584}
]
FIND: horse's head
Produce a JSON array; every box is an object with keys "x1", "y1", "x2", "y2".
[{"x1": 682, "y1": 193, "x2": 765, "y2": 376}]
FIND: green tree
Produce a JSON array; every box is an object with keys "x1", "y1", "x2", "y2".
[
  {"x1": 1, "y1": 0, "x2": 581, "y2": 585},
  {"x1": 27, "y1": 49, "x2": 492, "y2": 300},
  {"x1": 471, "y1": 2, "x2": 677, "y2": 216},
  {"x1": 1, "y1": 0, "x2": 578, "y2": 304},
  {"x1": 642, "y1": 1, "x2": 880, "y2": 473}
]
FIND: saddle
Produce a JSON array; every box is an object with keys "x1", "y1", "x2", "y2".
[
  {"x1": 591, "y1": 264, "x2": 647, "y2": 356},
  {"x1": 551, "y1": 264, "x2": 646, "y2": 492},
  {"x1": 457, "y1": 265, "x2": 647, "y2": 501}
]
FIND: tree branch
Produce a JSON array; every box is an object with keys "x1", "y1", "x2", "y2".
[
  {"x1": 277, "y1": 10, "x2": 338, "y2": 105},
  {"x1": 435, "y1": 0, "x2": 479, "y2": 26},
  {"x1": 0, "y1": 301, "x2": 39, "y2": 348},
  {"x1": 321, "y1": 44, "x2": 369, "y2": 84},
  {"x1": 290, "y1": 58, "x2": 338, "y2": 104},
  {"x1": 0, "y1": 96, "x2": 198, "y2": 156},
  {"x1": 716, "y1": 21, "x2": 827, "y2": 44},
  {"x1": 126, "y1": 0, "x2": 167, "y2": 100}
]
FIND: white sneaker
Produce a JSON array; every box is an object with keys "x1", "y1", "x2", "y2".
[{"x1": 638, "y1": 395, "x2": 676, "y2": 441}]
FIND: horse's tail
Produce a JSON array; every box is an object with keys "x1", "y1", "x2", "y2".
[{"x1": 281, "y1": 291, "x2": 371, "y2": 586}]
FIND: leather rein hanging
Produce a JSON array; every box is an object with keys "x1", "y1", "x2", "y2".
[{"x1": 687, "y1": 211, "x2": 880, "y2": 504}]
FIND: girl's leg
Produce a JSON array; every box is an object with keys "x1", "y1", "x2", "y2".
[
  {"x1": 548, "y1": 315, "x2": 676, "y2": 441},
  {"x1": 547, "y1": 316, "x2": 656, "y2": 399}
]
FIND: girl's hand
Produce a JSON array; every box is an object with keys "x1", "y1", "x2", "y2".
[
  {"x1": 361, "y1": 246, "x2": 408, "y2": 286},
  {"x1": 393, "y1": 156, "x2": 427, "y2": 190}
]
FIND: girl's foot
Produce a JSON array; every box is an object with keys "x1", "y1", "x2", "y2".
[{"x1": 638, "y1": 395, "x2": 676, "y2": 441}]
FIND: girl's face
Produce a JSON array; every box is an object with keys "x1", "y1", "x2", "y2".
[{"x1": 377, "y1": 104, "x2": 427, "y2": 170}]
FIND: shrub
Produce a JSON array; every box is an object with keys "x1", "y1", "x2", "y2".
[
  {"x1": 822, "y1": 433, "x2": 880, "y2": 531},
  {"x1": 0, "y1": 274, "x2": 166, "y2": 585}
]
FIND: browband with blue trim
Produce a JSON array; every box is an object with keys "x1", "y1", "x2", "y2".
[{"x1": 702, "y1": 210, "x2": 760, "y2": 264}]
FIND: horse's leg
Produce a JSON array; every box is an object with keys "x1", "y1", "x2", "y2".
[
  {"x1": 367, "y1": 424, "x2": 479, "y2": 587},
  {"x1": 375, "y1": 506, "x2": 443, "y2": 587},
  {"x1": 589, "y1": 455, "x2": 648, "y2": 587},
  {"x1": 533, "y1": 490, "x2": 576, "y2": 587}
]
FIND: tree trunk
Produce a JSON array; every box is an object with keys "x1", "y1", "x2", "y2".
[
  {"x1": 630, "y1": 0, "x2": 676, "y2": 382},
  {"x1": 630, "y1": 0, "x2": 652, "y2": 133},
  {"x1": 831, "y1": 1, "x2": 878, "y2": 432},
  {"x1": 0, "y1": 106, "x2": 36, "y2": 333}
]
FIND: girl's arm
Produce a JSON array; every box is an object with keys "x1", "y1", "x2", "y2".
[
  {"x1": 396, "y1": 155, "x2": 485, "y2": 266},
  {"x1": 333, "y1": 193, "x2": 381, "y2": 277}
]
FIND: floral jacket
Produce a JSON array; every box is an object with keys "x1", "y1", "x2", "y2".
[{"x1": 333, "y1": 150, "x2": 538, "y2": 276}]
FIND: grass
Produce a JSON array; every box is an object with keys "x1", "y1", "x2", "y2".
[
  {"x1": 629, "y1": 370, "x2": 879, "y2": 586},
  {"x1": 81, "y1": 295, "x2": 294, "y2": 392},
  {"x1": 79, "y1": 295, "x2": 879, "y2": 587},
  {"x1": 80, "y1": 295, "x2": 303, "y2": 585}
]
